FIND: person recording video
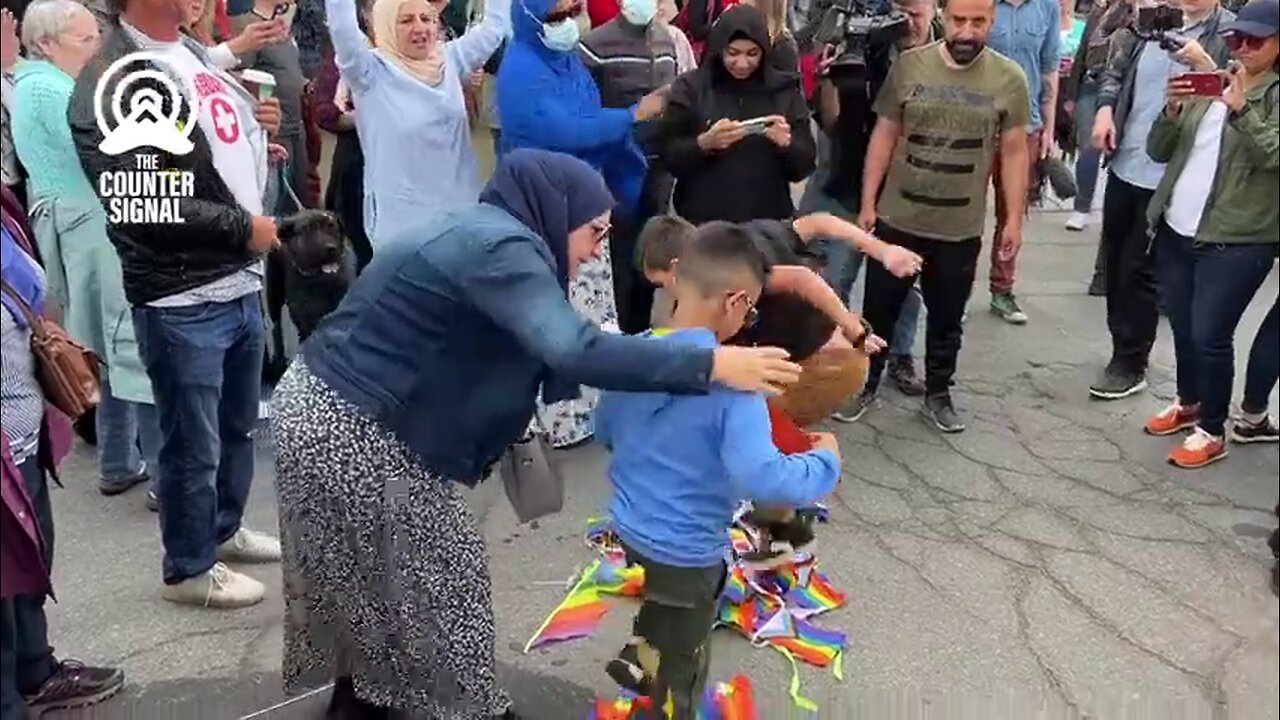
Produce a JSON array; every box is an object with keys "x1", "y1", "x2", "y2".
[
  {"x1": 1088, "y1": 0, "x2": 1234, "y2": 403},
  {"x1": 802, "y1": 0, "x2": 940, "y2": 411}
]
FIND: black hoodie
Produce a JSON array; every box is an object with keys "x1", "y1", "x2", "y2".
[{"x1": 660, "y1": 5, "x2": 816, "y2": 225}]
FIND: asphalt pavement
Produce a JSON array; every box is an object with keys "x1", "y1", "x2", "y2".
[{"x1": 39, "y1": 205, "x2": 1279, "y2": 720}]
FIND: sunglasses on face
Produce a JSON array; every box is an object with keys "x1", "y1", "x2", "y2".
[{"x1": 1224, "y1": 32, "x2": 1269, "y2": 52}]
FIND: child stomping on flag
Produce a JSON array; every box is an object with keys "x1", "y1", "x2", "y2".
[
  {"x1": 635, "y1": 212, "x2": 916, "y2": 567},
  {"x1": 595, "y1": 223, "x2": 842, "y2": 718}
]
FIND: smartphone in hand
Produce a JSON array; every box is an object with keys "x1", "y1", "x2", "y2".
[
  {"x1": 1173, "y1": 71, "x2": 1226, "y2": 97},
  {"x1": 740, "y1": 116, "x2": 775, "y2": 135}
]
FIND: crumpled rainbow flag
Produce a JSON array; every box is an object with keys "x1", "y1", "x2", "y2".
[
  {"x1": 591, "y1": 674, "x2": 757, "y2": 720},
  {"x1": 526, "y1": 515, "x2": 848, "y2": 711}
]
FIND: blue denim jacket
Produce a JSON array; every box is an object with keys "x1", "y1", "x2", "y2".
[{"x1": 302, "y1": 203, "x2": 715, "y2": 486}]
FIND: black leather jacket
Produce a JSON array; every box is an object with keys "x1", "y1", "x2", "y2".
[{"x1": 68, "y1": 22, "x2": 259, "y2": 306}]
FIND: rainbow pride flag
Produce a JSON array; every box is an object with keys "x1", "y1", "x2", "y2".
[
  {"x1": 523, "y1": 561, "x2": 611, "y2": 652},
  {"x1": 525, "y1": 558, "x2": 646, "y2": 651},
  {"x1": 770, "y1": 618, "x2": 845, "y2": 667}
]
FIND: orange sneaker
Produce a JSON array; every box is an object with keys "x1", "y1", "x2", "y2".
[
  {"x1": 1144, "y1": 403, "x2": 1200, "y2": 436},
  {"x1": 1168, "y1": 428, "x2": 1228, "y2": 469}
]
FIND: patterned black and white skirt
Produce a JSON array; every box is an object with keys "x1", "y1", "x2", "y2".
[{"x1": 269, "y1": 360, "x2": 509, "y2": 717}]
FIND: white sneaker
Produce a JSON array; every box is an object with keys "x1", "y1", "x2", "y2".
[
  {"x1": 161, "y1": 562, "x2": 265, "y2": 608},
  {"x1": 1065, "y1": 212, "x2": 1089, "y2": 232},
  {"x1": 217, "y1": 527, "x2": 282, "y2": 563}
]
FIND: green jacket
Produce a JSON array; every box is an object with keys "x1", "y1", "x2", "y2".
[{"x1": 1146, "y1": 72, "x2": 1279, "y2": 245}]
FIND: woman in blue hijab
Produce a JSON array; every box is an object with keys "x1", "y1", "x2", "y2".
[
  {"x1": 269, "y1": 150, "x2": 800, "y2": 719},
  {"x1": 497, "y1": 0, "x2": 669, "y2": 448}
]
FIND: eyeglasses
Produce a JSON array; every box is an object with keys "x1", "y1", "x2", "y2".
[
  {"x1": 1224, "y1": 32, "x2": 1269, "y2": 52},
  {"x1": 727, "y1": 291, "x2": 759, "y2": 328},
  {"x1": 592, "y1": 222, "x2": 612, "y2": 241}
]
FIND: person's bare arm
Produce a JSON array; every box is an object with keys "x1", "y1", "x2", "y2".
[
  {"x1": 999, "y1": 126, "x2": 1030, "y2": 222},
  {"x1": 768, "y1": 265, "x2": 865, "y2": 343},
  {"x1": 1040, "y1": 70, "x2": 1058, "y2": 156},
  {"x1": 996, "y1": 125, "x2": 1030, "y2": 260},
  {"x1": 791, "y1": 212, "x2": 920, "y2": 278},
  {"x1": 818, "y1": 80, "x2": 840, "y2": 133}
]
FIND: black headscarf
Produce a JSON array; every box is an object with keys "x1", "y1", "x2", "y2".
[
  {"x1": 704, "y1": 4, "x2": 791, "y2": 90},
  {"x1": 479, "y1": 149, "x2": 616, "y2": 289}
]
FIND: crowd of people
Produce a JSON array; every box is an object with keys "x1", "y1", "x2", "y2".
[{"x1": 0, "y1": 0, "x2": 1276, "y2": 716}]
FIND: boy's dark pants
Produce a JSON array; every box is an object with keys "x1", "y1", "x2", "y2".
[{"x1": 624, "y1": 545, "x2": 726, "y2": 720}]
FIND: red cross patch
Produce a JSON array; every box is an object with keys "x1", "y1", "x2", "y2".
[{"x1": 208, "y1": 97, "x2": 240, "y2": 144}]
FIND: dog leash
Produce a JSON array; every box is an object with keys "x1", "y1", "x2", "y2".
[{"x1": 277, "y1": 163, "x2": 306, "y2": 214}]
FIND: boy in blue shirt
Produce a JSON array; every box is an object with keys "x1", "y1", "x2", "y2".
[{"x1": 595, "y1": 222, "x2": 842, "y2": 719}]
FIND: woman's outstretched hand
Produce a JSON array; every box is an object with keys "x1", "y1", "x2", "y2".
[{"x1": 710, "y1": 346, "x2": 802, "y2": 395}]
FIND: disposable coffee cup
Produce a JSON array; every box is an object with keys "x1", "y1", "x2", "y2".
[{"x1": 240, "y1": 69, "x2": 277, "y2": 100}]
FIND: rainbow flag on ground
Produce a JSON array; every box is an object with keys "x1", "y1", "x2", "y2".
[
  {"x1": 528, "y1": 516, "x2": 849, "y2": 713},
  {"x1": 523, "y1": 559, "x2": 645, "y2": 652}
]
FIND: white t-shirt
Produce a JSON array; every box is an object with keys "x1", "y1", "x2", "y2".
[
  {"x1": 159, "y1": 41, "x2": 266, "y2": 216},
  {"x1": 1165, "y1": 102, "x2": 1228, "y2": 238},
  {"x1": 121, "y1": 26, "x2": 268, "y2": 306}
]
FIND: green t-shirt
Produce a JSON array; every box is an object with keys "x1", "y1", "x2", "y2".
[{"x1": 873, "y1": 43, "x2": 1032, "y2": 241}]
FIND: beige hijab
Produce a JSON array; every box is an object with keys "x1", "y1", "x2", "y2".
[{"x1": 371, "y1": 0, "x2": 445, "y2": 86}]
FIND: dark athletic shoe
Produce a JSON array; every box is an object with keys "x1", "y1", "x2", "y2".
[
  {"x1": 1088, "y1": 365, "x2": 1148, "y2": 400},
  {"x1": 832, "y1": 389, "x2": 878, "y2": 423},
  {"x1": 98, "y1": 467, "x2": 149, "y2": 496},
  {"x1": 888, "y1": 356, "x2": 926, "y2": 397},
  {"x1": 1230, "y1": 416, "x2": 1279, "y2": 444},
  {"x1": 23, "y1": 660, "x2": 124, "y2": 716},
  {"x1": 770, "y1": 514, "x2": 817, "y2": 555},
  {"x1": 605, "y1": 643, "x2": 652, "y2": 696},
  {"x1": 922, "y1": 394, "x2": 966, "y2": 434}
]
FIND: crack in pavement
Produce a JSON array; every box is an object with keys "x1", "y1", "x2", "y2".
[{"x1": 831, "y1": 356, "x2": 1275, "y2": 714}]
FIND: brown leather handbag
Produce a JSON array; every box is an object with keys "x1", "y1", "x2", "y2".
[{"x1": 0, "y1": 278, "x2": 101, "y2": 420}]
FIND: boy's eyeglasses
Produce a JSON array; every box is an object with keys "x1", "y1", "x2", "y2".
[
  {"x1": 727, "y1": 291, "x2": 758, "y2": 328},
  {"x1": 1224, "y1": 32, "x2": 1269, "y2": 52}
]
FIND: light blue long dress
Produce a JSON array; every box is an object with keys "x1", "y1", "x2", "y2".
[{"x1": 326, "y1": 0, "x2": 509, "y2": 245}]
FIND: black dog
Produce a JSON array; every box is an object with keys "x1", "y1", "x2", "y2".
[{"x1": 276, "y1": 209, "x2": 351, "y2": 342}]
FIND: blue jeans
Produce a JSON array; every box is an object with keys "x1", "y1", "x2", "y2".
[
  {"x1": 0, "y1": 457, "x2": 57, "y2": 719},
  {"x1": 1243, "y1": 293, "x2": 1279, "y2": 415},
  {"x1": 132, "y1": 293, "x2": 265, "y2": 585},
  {"x1": 1155, "y1": 223, "x2": 1276, "y2": 436},
  {"x1": 96, "y1": 376, "x2": 162, "y2": 496},
  {"x1": 1072, "y1": 87, "x2": 1104, "y2": 214}
]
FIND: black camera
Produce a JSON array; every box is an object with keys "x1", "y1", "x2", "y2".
[
  {"x1": 1136, "y1": 5, "x2": 1186, "y2": 51},
  {"x1": 815, "y1": 0, "x2": 910, "y2": 87}
]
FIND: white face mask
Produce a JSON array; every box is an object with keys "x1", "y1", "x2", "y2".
[
  {"x1": 620, "y1": 0, "x2": 657, "y2": 25},
  {"x1": 521, "y1": 1, "x2": 582, "y2": 53},
  {"x1": 541, "y1": 16, "x2": 581, "y2": 51}
]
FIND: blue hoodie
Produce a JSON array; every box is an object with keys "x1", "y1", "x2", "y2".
[
  {"x1": 496, "y1": 0, "x2": 648, "y2": 213},
  {"x1": 595, "y1": 328, "x2": 841, "y2": 568}
]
